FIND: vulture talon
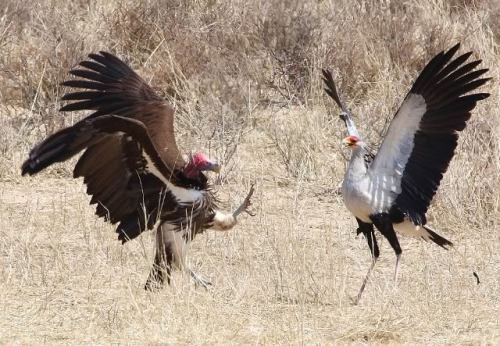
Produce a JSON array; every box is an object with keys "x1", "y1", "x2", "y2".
[
  {"x1": 190, "y1": 270, "x2": 212, "y2": 289},
  {"x1": 233, "y1": 184, "x2": 256, "y2": 218},
  {"x1": 245, "y1": 209, "x2": 256, "y2": 217}
]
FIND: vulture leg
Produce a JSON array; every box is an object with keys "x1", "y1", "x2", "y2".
[
  {"x1": 370, "y1": 213, "x2": 403, "y2": 285},
  {"x1": 354, "y1": 218, "x2": 380, "y2": 305},
  {"x1": 145, "y1": 251, "x2": 171, "y2": 291},
  {"x1": 145, "y1": 222, "x2": 212, "y2": 290},
  {"x1": 145, "y1": 223, "x2": 186, "y2": 291},
  {"x1": 232, "y1": 184, "x2": 255, "y2": 218}
]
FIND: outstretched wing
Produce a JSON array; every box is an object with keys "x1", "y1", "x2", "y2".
[
  {"x1": 85, "y1": 115, "x2": 209, "y2": 240},
  {"x1": 369, "y1": 43, "x2": 489, "y2": 224},
  {"x1": 61, "y1": 51, "x2": 185, "y2": 170},
  {"x1": 22, "y1": 51, "x2": 185, "y2": 176},
  {"x1": 21, "y1": 52, "x2": 205, "y2": 242}
]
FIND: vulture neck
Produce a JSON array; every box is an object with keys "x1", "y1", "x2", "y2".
[
  {"x1": 346, "y1": 145, "x2": 369, "y2": 179},
  {"x1": 183, "y1": 162, "x2": 200, "y2": 179}
]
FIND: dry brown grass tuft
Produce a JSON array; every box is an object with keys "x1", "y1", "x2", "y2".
[{"x1": 0, "y1": 0, "x2": 499, "y2": 344}]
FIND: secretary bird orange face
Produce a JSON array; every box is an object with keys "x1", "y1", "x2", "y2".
[{"x1": 322, "y1": 43, "x2": 490, "y2": 304}]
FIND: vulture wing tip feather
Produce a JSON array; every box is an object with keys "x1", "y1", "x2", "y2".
[
  {"x1": 477, "y1": 92, "x2": 490, "y2": 100},
  {"x1": 87, "y1": 52, "x2": 101, "y2": 59},
  {"x1": 446, "y1": 42, "x2": 461, "y2": 55},
  {"x1": 98, "y1": 50, "x2": 111, "y2": 58},
  {"x1": 59, "y1": 104, "x2": 73, "y2": 112},
  {"x1": 21, "y1": 161, "x2": 32, "y2": 176}
]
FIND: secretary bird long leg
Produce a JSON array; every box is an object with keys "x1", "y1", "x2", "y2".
[
  {"x1": 355, "y1": 258, "x2": 378, "y2": 305},
  {"x1": 354, "y1": 218, "x2": 380, "y2": 305},
  {"x1": 232, "y1": 184, "x2": 255, "y2": 218},
  {"x1": 394, "y1": 254, "x2": 401, "y2": 285}
]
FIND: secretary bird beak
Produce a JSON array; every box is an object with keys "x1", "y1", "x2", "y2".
[{"x1": 342, "y1": 136, "x2": 354, "y2": 147}]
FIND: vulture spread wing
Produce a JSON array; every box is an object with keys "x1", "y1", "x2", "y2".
[
  {"x1": 369, "y1": 43, "x2": 490, "y2": 225},
  {"x1": 22, "y1": 52, "x2": 204, "y2": 242},
  {"x1": 61, "y1": 51, "x2": 185, "y2": 170},
  {"x1": 83, "y1": 115, "x2": 189, "y2": 188}
]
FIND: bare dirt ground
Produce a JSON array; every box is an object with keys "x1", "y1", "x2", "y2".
[{"x1": 0, "y1": 0, "x2": 499, "y2": 344}]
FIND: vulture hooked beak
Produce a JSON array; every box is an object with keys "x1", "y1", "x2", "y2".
[{"x1": 205, "y1": 160, "x2": 221, "y2": 173}]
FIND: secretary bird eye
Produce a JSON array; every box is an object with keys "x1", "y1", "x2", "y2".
[
  {"x1": 322, "y1": 43, "x2": 489, "y2": 304},
  {"x1": 21, "y1": 51, "x2": 255, "y2": 290}
]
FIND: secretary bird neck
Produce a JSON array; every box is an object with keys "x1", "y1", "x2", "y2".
[
  {"x1": 336, "y1": 93, "x2": 360, "y2": 139},
  {"x1": 341, "y1": 111, "x2": 360, "y2": 139}
]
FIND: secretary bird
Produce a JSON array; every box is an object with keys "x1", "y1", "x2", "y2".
[{"x1": 322, "y1": 43, "x2": 489, "y2": 303}]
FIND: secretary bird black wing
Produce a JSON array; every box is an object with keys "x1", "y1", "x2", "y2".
[{"x1": 369, "y1": 43, "x2": 490, "y2": 225}]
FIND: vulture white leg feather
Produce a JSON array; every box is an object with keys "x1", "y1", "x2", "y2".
[{"x1": 210, "y1": 211, "x2": 237, "y2": 231}]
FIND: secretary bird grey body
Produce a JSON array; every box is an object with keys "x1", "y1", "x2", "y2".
[
  {"x1": 322, "y1": 43, "x2": 489, "y2": 304},
  {"x1": 21, "y1": 51, "x2": 254, "y2": 290}
]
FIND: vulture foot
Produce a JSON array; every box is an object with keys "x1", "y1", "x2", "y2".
[
  {"x1": 144, "y1": 263, "x2": 171, "y2": 291},
  {"x1": 189, "y1": 270, "x2": 212, "y2": 289}
]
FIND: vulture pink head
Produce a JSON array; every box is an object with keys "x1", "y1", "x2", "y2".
[{"x1": 184, "y1": 152, "x2": 221, "y2": 178}]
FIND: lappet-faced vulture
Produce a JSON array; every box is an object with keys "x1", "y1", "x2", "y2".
[{"x1": 22, "y1": 52, "x2": 254, "y2": 290}]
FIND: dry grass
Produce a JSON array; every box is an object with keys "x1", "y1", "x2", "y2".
[{"x1": 0, "y1": 0, "x2": 499, "y2": 344}]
